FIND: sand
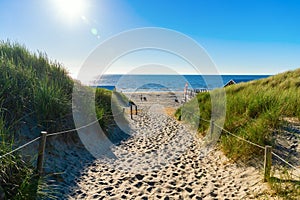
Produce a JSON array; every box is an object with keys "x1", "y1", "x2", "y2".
[
  {"x1": 65, "y1": 92, "x2": 275, "y2": 199},
  {"x1": 273, "y1": 117, "x2": 300, "y2": 179}
]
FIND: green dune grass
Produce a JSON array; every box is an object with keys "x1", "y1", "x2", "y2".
[
  {"x1": 176, "y1": 69, "x2": 300, "y2": 199},
  {"x1": 0, "y1": 41, "x2": 74, "y2": 199},
  {"x1": 0, "y1": 41, "x2": 120, "y2": 199},
  {"x1": 176, "y1": 69, "x2": 300, "y2": 160}
]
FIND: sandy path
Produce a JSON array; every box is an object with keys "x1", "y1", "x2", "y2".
[{"x1": 68, "y1": 102, "x2": 270, "y2": 199}]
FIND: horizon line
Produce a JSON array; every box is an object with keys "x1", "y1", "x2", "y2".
[{"x1": 101, "y1": 73, "x2": 273, "y2": 76}]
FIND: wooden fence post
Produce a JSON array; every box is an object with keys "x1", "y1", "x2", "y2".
[
  {"x1": 264, "y1": 145, "x2": 272, "y2": 182},
  {"x1": 135, "y1": 105, "x2": 138, "y2": 115},
  {"x1": 130, "y1": 105, "x2": 133, "y2": 120},
  {"x1": 210, "y1": 120, "x2": 214, "y2": 140},
  {"x1": 37, "y1": 131, "x2": 47, "y2": 175}
]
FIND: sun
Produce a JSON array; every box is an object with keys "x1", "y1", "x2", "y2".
[{"x1": 53, "y1": 0, "x2": 87, "y2": 20}]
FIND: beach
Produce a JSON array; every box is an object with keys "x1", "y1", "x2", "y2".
[{"x1": 66, "y1": 91, "x2": 273, "y2": 199}]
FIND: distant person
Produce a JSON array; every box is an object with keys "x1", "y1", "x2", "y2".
[
  {"x1": 140, "y1": 94, "x2": 143, "y2": 101},
  {"x1": 143, "y1": 96, "x2": 147, "y2": 101}
]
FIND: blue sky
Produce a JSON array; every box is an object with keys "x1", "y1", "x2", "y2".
[{"x1": 1, "y1": 0, "x2": 300, "y2": 77}]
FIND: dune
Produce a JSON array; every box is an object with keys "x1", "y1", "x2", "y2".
[{"x1": 67, "y1": 92, "x2": 273, "y2": 199}]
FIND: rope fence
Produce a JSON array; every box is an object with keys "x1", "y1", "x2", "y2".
[
  {"x1": 214, "y1": 124, "x2": 265, "y2": 150},
  {"x1": 0, "y1": 136, "x2": 41, "y2": 159},
  {"x1": 181, "y1": 110, "x2": 300, "y2": 180},
  {"x1": 46, "y1": 108, "x2": 125, "y2": 137},
  {"x1": 47, "y1": 116, "x2": 107, "y2": 137},
  {"x1": 0, "y1": 108, "x2": 127, "y2": 161},
  {"x1": 198, "y1": 117, "x2": 211, "y2": 124},
  {"x1": 272, "y1": 152, "x2": 299, "y2": 172},
  {"x1": 1, "y1": 106, "x2": 299, "y2": 180}
]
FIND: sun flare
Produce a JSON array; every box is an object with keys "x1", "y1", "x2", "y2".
[{"x1": 54, "y1": 0, "x2": 86, "y2": 20}]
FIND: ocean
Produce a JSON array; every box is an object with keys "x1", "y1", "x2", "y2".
[{"x1": 96, "y1": 75, "x2": 270, "y2": 92}]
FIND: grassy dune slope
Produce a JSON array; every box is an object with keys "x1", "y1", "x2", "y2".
[
  {"x1": 0, "y1": 41, "x2": 120, "y2": 199},
  {"x1": 176, "y1": 69, "x2": 300, "y2": 160},
  {"x1": 176, "y1": 70, "x2": 300, "y2": 199},
  {"x1": 0, "y1": 41, "x2": 75, "y2": 199}
]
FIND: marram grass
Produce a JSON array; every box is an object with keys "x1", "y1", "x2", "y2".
[
  {"x1": 176, "y1": 68, "x2": 300, "y2": 160},
  {"x1": 176, "y1": 69, "x2": 300, "y2": 199},
  {"x1": 0, "y1": 40, "x2": 118, "y2": 199}
]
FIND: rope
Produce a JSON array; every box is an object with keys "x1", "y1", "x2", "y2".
[
  {"x1": 182, "y1": 112, "x2": 264, "y2": 149},
  {"x1": 180, "y1": 110, "x2": 265, "y2": 150},
  {"x1": 180, "y1": 110, "x2": 211, "y2": 123},
  {"x1": 199, "y1": 117, "x2": 211, "y2": 123},
  {"x1": 2, "y1": 105, "x2": 299, "y2": 181},
  {"x1": 214, "y1": 124, "x2": 265, "y2": 150},
  {"x1": 47, "y1": 110, "x2": 124, "y2": 137},
  {"x1": 184, "y1": 112, "x2": 265, "y2": 149},
  {"x1": 213, "y1": 123, "x2": 299, "y2": 178},
  {"x1": 272, "y1": 152, "x2": 300, "y2": 179},
  {"x1": 0, "y1": 136, "x2": 41, "y2": 159},
  {"x1": 46, "y1": 119, "x2": 99, "y2": 137},
  {"x1": 169, "y1": 109, "x2": 299, "y2": 178},
  {"x1": 272, "y1": 152, "x2": 300, "y2": 172},
  {"x1": 0, "y1": 109, "x2": 126, "y2": 158}
]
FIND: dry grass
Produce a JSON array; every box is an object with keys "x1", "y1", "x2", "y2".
[{"x1": 164, "y1": 107, "x2": 177, "y2": 118}]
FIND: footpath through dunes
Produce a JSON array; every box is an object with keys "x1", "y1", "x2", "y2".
[{"x1": 68, "y1": 92, "x2": 272, "y2": 200}]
